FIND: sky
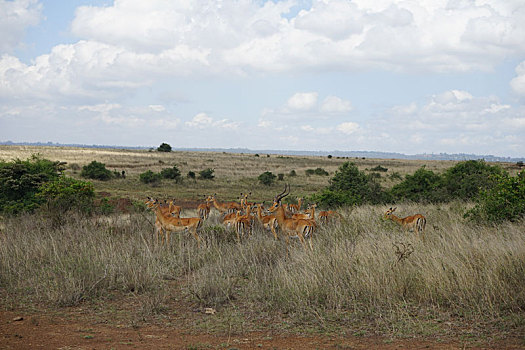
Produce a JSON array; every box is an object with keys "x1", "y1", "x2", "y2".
[{"x1": 1, "y1": 0, "x2": 525, "y2": 157}]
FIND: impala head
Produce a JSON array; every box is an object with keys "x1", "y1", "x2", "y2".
[
  {"x1": 385, "y1": 207, "x2": 397, "y2": 218},
  {"x1": 269, "y1": 184, "x2": 290, "y2": 212}
]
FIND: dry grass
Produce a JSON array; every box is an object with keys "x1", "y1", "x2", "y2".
[
  {"x1": 1, "y1": 145, "x2": 524, "y2": 338},
  {"x1": 1, "y1": 202, "x2": 524, "y2": 338}
]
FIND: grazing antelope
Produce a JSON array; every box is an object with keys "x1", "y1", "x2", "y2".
[
  {"x1": 384, "y1": 207, "x2": 426, "y2": 238},
  {"x1": 268, "y1": 184, "x2": 315, "y2": 251},
  {"x1": 318, "y1": 210, "x2": 342, "y2": 224},
  {"x1": 150, "y1": 198, "x2": 203, "y2": 246},
  {"x1": 208, "y1": 194, "x2": 242, "y2": 214}
]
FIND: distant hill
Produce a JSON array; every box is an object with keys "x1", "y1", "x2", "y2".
[{"x1": 1, "y1": 140, "x2": 523, "y2": 163}]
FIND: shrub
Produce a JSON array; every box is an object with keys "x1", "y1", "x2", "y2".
[
  {"x1": 157, "y1": 143, "x2": 172, "y2": 152},
  {"x1": 37, "y1": 177, "x2": 95, "y2": 214},
  {"x1": 139, "y1": 170, "x2": 162, "y2": 184},
  {"x1": 0, "y1": 155, "x2": 64, "y2": 214},
  {"x1": 305, "y1": 169, "x2": 315, "y2": 176},
  {"x1": 81, "y1": 161, "x2": 113, "y2": 181},
  {"x1": 327, "y1": 155, "x2": 332, "y2": 159},
  {"x1": 314, "y1": 167, "x2": 329, "y2": 176},
  {"x1": 187, "y1": 171, "x2": 196, "y2": 180},
  {"x1": 289, "y1": 170, "x2": 297, "y2": 177},
  {"x1": 277, "y1": 173, "x2": 284, "y2": 181},
  {"x1": 258, "y1": 171, "x2": 276, "y2": 186},
  {"x1": 160, "y1": 166, "x2": 182, "y2": 183},
  {"x1": 311, "y1": 162, "x2": 386, "y2": 207},
  {"x1": 370, "y1": 165, "x2": 388, "y2": 172},
  {"x1": 199, "y1": 168, "x2": 215, "y2": 180},
  {"x1": 442, "y1": 160, "x2": 504, "y2": 200},
  {"x1": 390, "y1": 166, "x2": 445, "y2": 203},
  {"x1": 467, "y1": 171, "x2": 525, "y2": 223}
]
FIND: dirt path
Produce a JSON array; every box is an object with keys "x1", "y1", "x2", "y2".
[{"x1": 2, "y1": 309, "x2": 522, "y2": 350}]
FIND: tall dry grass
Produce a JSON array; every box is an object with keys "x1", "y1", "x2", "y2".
[{"x1": 1, "y1": 202, "x2": 524, "y2": 335}]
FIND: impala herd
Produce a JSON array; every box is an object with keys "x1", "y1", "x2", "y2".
[{"x1": 145, "y1": 184, "x2": 426, "y2": 250}]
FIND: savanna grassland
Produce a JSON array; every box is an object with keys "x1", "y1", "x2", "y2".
[{"x1": 1, "y1": 145, "x2": 524, "y2": 349}]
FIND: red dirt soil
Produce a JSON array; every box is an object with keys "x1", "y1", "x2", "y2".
[{"x1": 1, "y1": 308, "x2": 523, "y2": 350}]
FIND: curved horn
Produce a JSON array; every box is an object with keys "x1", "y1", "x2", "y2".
[{"x1": 274, "y1": 184, "x2": 288, "y2": 202}]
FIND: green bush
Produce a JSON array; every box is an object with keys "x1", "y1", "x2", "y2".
[
  {"x1": 187, "y1": 171, "x2": 196, "y2": 179},
  {"x1": 314, "y1": 167, "x2": 329, "y2": 176},
  {"x1": 467, "y1": 171, "x2": 525, "y2": 223},
  {"x1": 258, "y1": 171, "x2": 276, "y2": 186},
  {"x1": 38, "y1": 176, "x2": 95, "y2": 214},
  {"x1": 157, "y1": 143, "x2": 172, "y2": 152},
  {"x1": 289, "y1": 170, "x2": 297, "y2": 177},
  {"x1": 160, "y1": 166, "x2": 182, "y2": 183},
  {"x1": 370, "y1": 165, "x2": 388, "y2": 172},
  {"x1": 305, "y1": 169, "x2": 315, "y2": 176},
  {"x1": 139, "y1": 170, "x2": 162, "y2": 184},
  {"x1": 81, "y1": 161, "x2": 113, "y2": 181},
  {"x1": 0, "y1": 155, "x2": 64, "y2": 214},
  {"x1": 199, "y1": 168, "x2": 215, "y2": 180},
  {"x1": 311, "y1": 162, "x2": 386, "y2": 207},
  {"x1": 390, "y1": 166, "x2": 446, "y2": 203},
  {"x1": 441, "y1": 160, "x2": 504, "y2": 200}
]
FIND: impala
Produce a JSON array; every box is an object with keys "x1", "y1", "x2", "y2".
[
  {"x1": 287, "y1": 197, "x2": 303, "y2": 214},
  {"x1": 235, "y1": 204, "x2": 253, "y2": 241},
  {"x1": 151, "y1": 198, "x2": 203, "y2": 246},
  {"x1": 292, "y1": 203, "x2": 316, "y2": 220},
  {"x1": 255, "y1": 203, "x2": 278, "y2": 239},
  {"x1": 384, "y1": 207, "x2": 426, "y2": 238},
  {"x1": 268, "y1": 184, "x2": 315, "y2": 251},
  {"x1": 240, "y1": 192, "x2": 254, "y2": 210},
  {"x1": 145, "y1": 197, "x2": 180, "y2": 243},
  {"x1": 208, "y1": 194, "x2": 242, "y2": 214},
  {"x1": 196, "y1": 195, "x2": 212, "y2": 220},
  {"x1": 318, "y1": 209, "x2": 342, "y2": 224}
]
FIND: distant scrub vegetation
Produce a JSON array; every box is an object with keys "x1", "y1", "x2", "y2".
[
  {"x1": 311, "y1": 160, "x2": 523, "y2": 223},
  {"x1": 0, "y1": 155, "x2": 523, "y2": 223}
]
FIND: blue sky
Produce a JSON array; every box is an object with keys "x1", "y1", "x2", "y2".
[{"x1": 1, "y1": 0, "x2": 525, "y2": 157}]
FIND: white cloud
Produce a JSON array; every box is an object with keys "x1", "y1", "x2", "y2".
[
  {"x1": 286, "y1": 92, "x2": 318, "y2": 111},
  {"x1": 0, "y1": 0, "x2": 42, "y2": 53},
  {"x1": 511, "y1": 60, "x2": 525, "y2": 98},
  {"x1": 185, "y1": 112, "x2": 239, "y2": 130},
  {"x1": 320, "y1": 96, "x2": 352, "y2": 113},
  {"x1": 336, "y1": 122, "x2": 359, "y2": 134},
  {"x1": 149, "y1": 105, "x2": 166, "y2": 112}
]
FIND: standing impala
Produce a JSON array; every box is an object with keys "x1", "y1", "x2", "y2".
[
  {"x1": 268, "y1": 184, "x2": 315, "y2": 251},
  {"x1": 384, "y1": 207, "x2": 426, "y2": 238},
  {"x1": 208, "y1": 194, "x2": 242, "y2": 214},
  {"x1": 150, "y1": 198, "x2": 203, "y2": 246},
  {"x1": 197, "y1": 195, "x2": 212, "y2": 220}
]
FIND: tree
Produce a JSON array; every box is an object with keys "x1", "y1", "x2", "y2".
[
  {"x1": 157, "y1": 143, "x2": 172, "y2": 152},
  {"x1": 258, "y1": 171, "x2": 276, "y2": 186},
  {"x1": 311, "y1": 162, "x2": 386, "y2": 207},
  {"x1": 160, "y1": 166, "x2": 182, "y2": 183},
  {"x1": 467, "y1": 171, "x2": 525, "y2": 223},
  {"x1": 0, "y1": 155, "x2": 65, "y2": 214},
  {"x1": 390, "y1": 166, "x2": 445, "y2": 203},
  {"x1": 441, "y1": 160, "x2": 504, "y2": 200},
  {"x1": 199, "y1": 168, "x2": 215, "y2": 180},
  {"x1": 139, "y1": 170, "x2": 162, "y2": 184},
  {"x1": 81, "y1": 161, "x2": 113, "y2": 181}
]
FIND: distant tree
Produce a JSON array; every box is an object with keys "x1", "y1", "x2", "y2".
[
  {"x1": 81, "y1": 161, "x2": 113, "y2": 181},
  {"x1": 199, "y1": 168, "x2": 215, "y2": 180},
  {"x1": 139, "y1": 170, "x2": 162, "y2": 185},
  {"x1": 442, "y1": 160, "x2": 504, "y2": 200},
  {"x1": 157, "y1": 143, "x2": 172, "y2": 152},
  {"x1": 258, "y1": 171, "x2": 277, "y2": 186},
  {"x1": 160, "y1": 166, "x2": 182, "y2": 183}
]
